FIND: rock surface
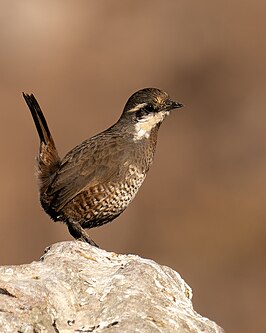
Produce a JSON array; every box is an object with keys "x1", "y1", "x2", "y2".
[{"x1": 0, "y1": 241, "x2": 224, "y2": 333}]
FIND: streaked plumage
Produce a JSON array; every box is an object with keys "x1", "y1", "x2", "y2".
[{"x1": 23, "y1": 88, "x2": 183, "y2": 246}]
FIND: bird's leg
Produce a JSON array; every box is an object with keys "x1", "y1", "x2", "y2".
[{"x1": 67, "y1": 219, "x2": 99, "y2": 247}]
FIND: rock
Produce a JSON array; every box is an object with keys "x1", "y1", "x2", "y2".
[{"x1": 0, "y1": 241, "x2": 224, "y2": 333}]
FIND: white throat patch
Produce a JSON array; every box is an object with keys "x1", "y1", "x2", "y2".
[{"x1": 133, "y1": 111, "x2": 169, "y2": 141}]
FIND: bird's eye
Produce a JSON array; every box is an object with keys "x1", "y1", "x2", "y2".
[
  {"x1": 135, "y1": 103, "x2": 155, "y2": 120},
  {"x1": 145, "y1": 104, "x2": 154, "y2": 112}
]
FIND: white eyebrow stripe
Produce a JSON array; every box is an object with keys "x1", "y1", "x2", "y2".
[{"x1": 127, "y1": 102, "x2": 147, "y2": 113}]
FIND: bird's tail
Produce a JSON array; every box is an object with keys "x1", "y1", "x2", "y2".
[{"x1": 22, "y1": 93, "x2": 60, "y2": 193}]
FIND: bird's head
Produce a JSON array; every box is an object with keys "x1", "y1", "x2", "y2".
[{"x1": 121, "y1": 88, "x2": 183, "y2": 141}]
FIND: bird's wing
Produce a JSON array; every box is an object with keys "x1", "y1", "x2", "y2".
[{"x1": 47, "y1": 135, "x2": 130, "y2": 211}]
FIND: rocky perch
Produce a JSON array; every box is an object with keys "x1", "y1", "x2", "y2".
[{"x1": 0, "y1": 241, "x2": 224, "y2": 333}]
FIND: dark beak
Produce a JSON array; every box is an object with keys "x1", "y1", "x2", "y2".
[{"x1": 165, "y1": 99, "x2": 183, "y2": 111}]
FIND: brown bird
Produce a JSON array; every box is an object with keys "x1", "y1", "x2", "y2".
[{"x1": 23, "y1": 88, "x2": 183, "y2": 246}]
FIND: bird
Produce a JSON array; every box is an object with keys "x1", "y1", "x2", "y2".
[{"x1": 23, "y1": 88, "x2": 183, "y2": 246}]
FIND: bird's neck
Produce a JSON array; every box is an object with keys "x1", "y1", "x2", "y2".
[{"x1": 132, "y1": 112, "x2": 168, "y2": 142}]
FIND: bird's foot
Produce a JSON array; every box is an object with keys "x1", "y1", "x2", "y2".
[
  {"x1": 76, "y1": 234, "x2": 99, "y2": 248},
  {"x1": 67, "y1": 220, "x2": 99, "y2": 248}
]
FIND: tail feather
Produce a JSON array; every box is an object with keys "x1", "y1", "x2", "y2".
[
  {"x1": 22, "y1": 93, "x2": 52, "y2": 145},
  {"x1": 22, "y1": 93, "x2": 60, "y2": 192}
]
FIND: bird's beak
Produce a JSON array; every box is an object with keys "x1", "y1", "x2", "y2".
[{"x1": 165, "y1": 99, "x2": 183, "y2": 111}]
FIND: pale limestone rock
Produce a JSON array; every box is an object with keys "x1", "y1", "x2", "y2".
[{"x1": 0, "y1": 241, "x2": 224, "y2": 333}]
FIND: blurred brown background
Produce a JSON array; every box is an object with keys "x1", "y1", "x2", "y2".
[{"x1": 0, "y1": 1, "x2": 265, "y2": 332}]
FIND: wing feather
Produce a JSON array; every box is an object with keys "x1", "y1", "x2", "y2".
[{"x1": 46, "y1": 135, "x2": 131, "y2": 211}]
